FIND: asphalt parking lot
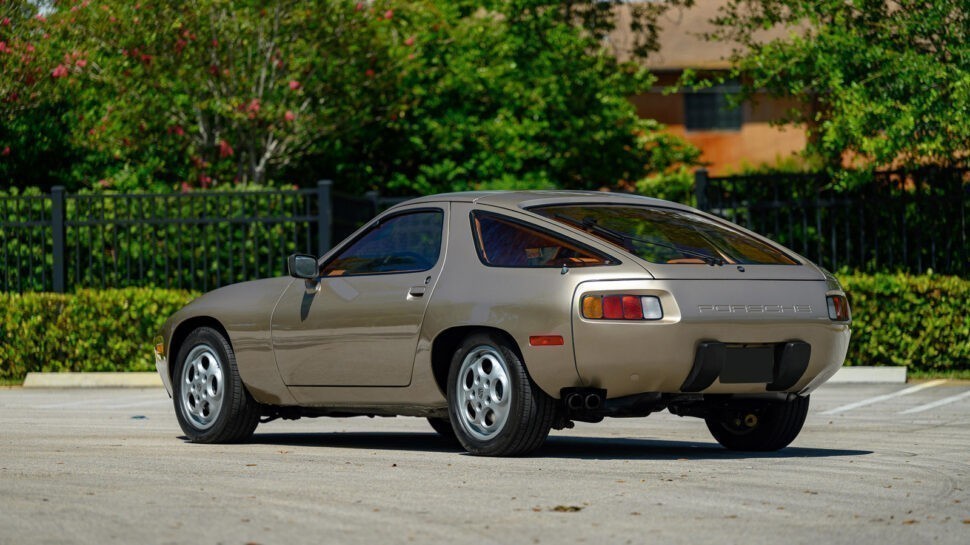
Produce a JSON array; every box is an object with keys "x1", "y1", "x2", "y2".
[{"x1": 1, "y1": 382, "x2": 968, "y2": 545}]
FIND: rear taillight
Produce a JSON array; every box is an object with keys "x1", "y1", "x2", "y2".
[
  {"x1": 581, "y1": 295, "x2": 663, "y2": 321},
  {"x1": 826, "y1": 295, "x2": 851, "y2": 322}
]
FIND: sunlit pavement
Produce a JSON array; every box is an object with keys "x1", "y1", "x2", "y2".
[{"x1": 1, "y1": 382, "x2": 968, "y2": 545}]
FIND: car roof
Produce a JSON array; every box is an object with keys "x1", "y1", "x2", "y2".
[{"x1": 391, "y1": 190, "x2": 694, "y2": 213}]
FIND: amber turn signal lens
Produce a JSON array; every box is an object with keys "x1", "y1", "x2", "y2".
[{"x1": 582, "y1": 295, "x2": 603, "y2": 319}]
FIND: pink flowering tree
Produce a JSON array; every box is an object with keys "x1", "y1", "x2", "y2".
[{"x1": 31, "y1": 0, "x2": 413, "y2": 188}]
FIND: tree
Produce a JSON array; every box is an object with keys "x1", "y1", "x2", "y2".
[
  {"x1": 336, "y1": 1, "x2": 700, "y2": 193},
  {"x1": 3, "y1": 0, "x2": 699, "y2": 193},
  {"x1": 703, "y1": 0, "x2": 970, "y2": 174}
]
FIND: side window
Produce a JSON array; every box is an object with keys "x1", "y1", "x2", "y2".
[
  {"x1": 321, "y1": 210, "x2": 443, "y2": 277},
  {"x1": 471, "y1": 212, "x2": 614, "y2": 268}
]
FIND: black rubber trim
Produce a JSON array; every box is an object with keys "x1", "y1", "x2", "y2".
[
  {"x1": 680, "y1": 342, "x2": 725, "y2": 392},
  {"x1": 767, "y1": 341, "x2": 812, "y2": 391}
]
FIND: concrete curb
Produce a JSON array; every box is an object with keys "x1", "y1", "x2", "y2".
[
  {"x1": 828, "y1": 366, "x2": 907, "y2": 384},
  {"x1": 23, "y1": 372, "x2": 163, "y2": 388},
  {"x1": 22, "y1": 366, "x2": 907, "y2": 388}
]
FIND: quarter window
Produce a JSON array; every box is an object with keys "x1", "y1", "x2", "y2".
[
  {"x1": 471, "y1": 212, "x2": 614, "y2": 268},
  {"x1": 321, "y1": 210, "x2": 443, "y2": 276}
]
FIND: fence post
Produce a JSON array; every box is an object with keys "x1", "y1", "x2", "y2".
[
  {"x1": 694, "y1": 168, "x2": 709, "y2": 211},
  {"x1": 365, "y1": 190, "x2": 379, "y2": 217},
  {"x1": 51, "y1": 186, "x2": 67, "y2": 293},
  {"x1": 316, "y1": 179, "x2": 333, "y2": 256}
]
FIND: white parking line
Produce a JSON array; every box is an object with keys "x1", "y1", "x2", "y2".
[
  {"x1": 821, "y1": 379, "x2": 947, "y2": 415},
  {"x1": 899, "y1": 390, "x2": 970, "y2": 415}
]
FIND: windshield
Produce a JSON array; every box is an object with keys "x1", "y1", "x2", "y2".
[{"x1": 531, "y1": 204, "x2": 798, "y2": 266}]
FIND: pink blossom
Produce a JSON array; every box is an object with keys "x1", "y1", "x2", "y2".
[
  {"x1": 0, "y1": 42, "x2": 9, "y2": 54},
  {"x1": 51, "y1": 64, "x2": 69, "y2": 78},
  {"x1": 181, "y1": 182, "x2": 192, "y2": 193},
  {"x1": 1, "y1": 18, "x2": 11, "y2": 27},
  {"x1": 218, "y1": 139, "x2": 234, "y2": 158},
  {"x1": 1, "y1": 147, "x2": 10, "y2": 156},
  {"x1": 384, "y1": 10, "x2": 393, "y2": 20},
  {"x1": 288, "y1": 80, "x2": 300, "y2": 90},
  {"x1": 355, "y1": 2, "x2": 364, "y2": 11},
  {"x1": 97, "y1": 179, "x2": 110, "y2": 188},
  {"x1": 284, "y1": 110, "x2": 296, "y2": 122},
  {"x1": 35, "y1": 15, "x2": 47, "y2": 23},
  {"x1": 246, "y1": 99, "x2": 260, "y2": 119},
  {"x1": 404, "y1": 36, "x2": 415, "y2": 47},
  {"x1": 76, "y1": 59, "x2": 87, "y2": 68},
  {"x1": 25, "y1": 44, "x2": 35, "y2": 53}
]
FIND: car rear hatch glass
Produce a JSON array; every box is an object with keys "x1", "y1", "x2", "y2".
[{"x1": 530, "y1": 203, "x2": 823, "y2": 280}]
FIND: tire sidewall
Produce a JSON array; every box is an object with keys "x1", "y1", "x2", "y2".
[
  {"x1": 172, "y1": 327, "x2": 246, "y2": 442},
  {"x1": 446, "y1": 333, "x2": 531, "y2": 455}
]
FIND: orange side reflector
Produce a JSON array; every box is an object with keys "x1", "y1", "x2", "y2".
[
  {"x1": 582, "y1": 295, "x2": 603, "y2": 319},
  {"x1": 529, "y1": 335, "x2": 564, "y2": 347}
]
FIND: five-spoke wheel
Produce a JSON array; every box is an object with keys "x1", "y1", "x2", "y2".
[
  {"x1": 446, "y1": 332, "x2": 554, "y2": 456},
  {"x1": 172, "y1": 327, "x2": 260, "y2": 443}
]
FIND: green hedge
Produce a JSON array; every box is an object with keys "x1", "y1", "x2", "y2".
[
  {"x1": 0, "y1": 273, "x2": 967, "y2": 381},
  {"x1": 841, "y1": 273, "x2": 969, "y2": 373},
  {"x1": 0, "y1": 289, "x2": 197, "y2": 381}
]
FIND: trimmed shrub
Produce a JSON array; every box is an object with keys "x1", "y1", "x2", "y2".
[
  {"x1": 0, "y1": 273, "x2": 967, "y2": 381},
  {"x1": 840, "y1": 273, "x2": 969, "y2": 372},
  {"x1": 0, "y1": 288, "x2": 196, "y2": 380}
]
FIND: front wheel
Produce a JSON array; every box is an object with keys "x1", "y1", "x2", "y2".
[
  {"x1": 172, "y1": 327, "x2": 260, "y2": 443},
  {"x1": 705, "y1": 395, "x2": 810, "y2": 451},
  {"x1": 446, "y1": 333, "x2": 555, "y2": 456}
]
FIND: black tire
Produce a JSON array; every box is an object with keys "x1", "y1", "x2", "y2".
[
  {"x1": 705, "y1": 395, "x2": 810, "y2": 451},
  {"x1": 426, "y1": 417, "x2": 458, "y2": 442},
  {"x1": 446, "y1": 332, "x2": 555, "y2": 456},
  {"x1": 172, "y1": 327, "x2": 260, "y2": 443}
]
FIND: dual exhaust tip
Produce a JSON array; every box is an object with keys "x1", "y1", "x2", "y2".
[{"x1": 564, "y1": 391, "x2": 603, "y2": 412}]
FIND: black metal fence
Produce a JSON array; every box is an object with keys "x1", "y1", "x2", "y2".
[
  {"x1": 3, "y1": 169, "x2": 966, "y2": 293},
  {"x1": 0, "y1": 181, "x2": 410, "y2": 293},
  {"x1": 695, "y1": 168, "x2": 969, "y2": 275}
]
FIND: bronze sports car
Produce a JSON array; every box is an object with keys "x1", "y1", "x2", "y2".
[{"x1": 154, "y1": 191, "x2": 851, "y2": 456}]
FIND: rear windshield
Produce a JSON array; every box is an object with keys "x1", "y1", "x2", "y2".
[{"x1": 531, "y1": 205, "x2": 798, "y2": 266}]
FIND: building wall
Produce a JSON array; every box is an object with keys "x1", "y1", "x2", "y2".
[{"x1": 630, "y1": 74, "x2": 809, "y2": 176}]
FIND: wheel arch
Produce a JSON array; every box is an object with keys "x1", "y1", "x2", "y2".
[
  {"x1": 168, "y1": 316, "x2": 231, "y2": 384},
  {"x1": 430, "y1": 326, "x2": 524, "y2": 398}
]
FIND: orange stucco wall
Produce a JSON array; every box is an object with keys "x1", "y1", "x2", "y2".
[{"x1": 630, "y1": 90, "x2": 808, "y2": 175}]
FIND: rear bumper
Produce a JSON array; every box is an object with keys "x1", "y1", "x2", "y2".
[
  {"x1": 681, "y1": 341, "x2": 811, "y2": 392},
  {"x1": 571, "y1": 279, "x2": 851, "y2": 397}
]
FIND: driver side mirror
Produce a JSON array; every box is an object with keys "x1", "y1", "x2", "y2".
[{"x1": 287, "y1": 254, "x2": 318, "y2": 280}]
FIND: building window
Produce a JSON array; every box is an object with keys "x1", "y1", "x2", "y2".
[{"x1": 684, "y1": 82, "x2": 742, "y2": 131}]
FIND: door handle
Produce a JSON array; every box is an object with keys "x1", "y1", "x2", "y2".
[{"x1": 408, "y1": 286, "x2": 427, "y2": 297}]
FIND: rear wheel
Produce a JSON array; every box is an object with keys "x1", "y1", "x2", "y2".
[
  {"x1": 446, "y1": 333, "x2": 555, "y2": 456},
  {"x1": 173, "y1": 327, "x2": 260, "y2": 443},
  {"x1": 705, "y1": 395, "x2": 810, "y2": 451}
]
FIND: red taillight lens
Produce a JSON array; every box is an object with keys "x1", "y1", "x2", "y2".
[
  {"x1": 581, "y1": 295, "x2": 663, "y2": 321},
  {"x1": 602, "y1": 295, "x2": 623, "y2": 319},
  {"x1": 826, "y1": 295, "x2": 851, "y2": 322},
  {"x1": 621, "y1": 296, "x2": 643, "y2": 319}
]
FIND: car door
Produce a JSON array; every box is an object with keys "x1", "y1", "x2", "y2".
[{"x1": 270, "y1": 205, "x2": 447, "y2": 386}]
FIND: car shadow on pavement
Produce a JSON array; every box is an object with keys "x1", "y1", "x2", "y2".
[
  {"x1": 537, "y1": 435, "x2": 871, "y2": 460},
  {"x1": 248, "y1": 432, "x2": 464, "y2": 453},
  {"x1": 243, "y1": 432, "x2": 870, "y2": 460}
]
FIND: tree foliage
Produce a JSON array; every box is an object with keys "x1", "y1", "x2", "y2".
[
  {"x1": 0, "y1": 0, "x2": 698, "y2": 193},
  {"x1": 703, "y1": 0, "x2": 969, "y2": 173}
]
